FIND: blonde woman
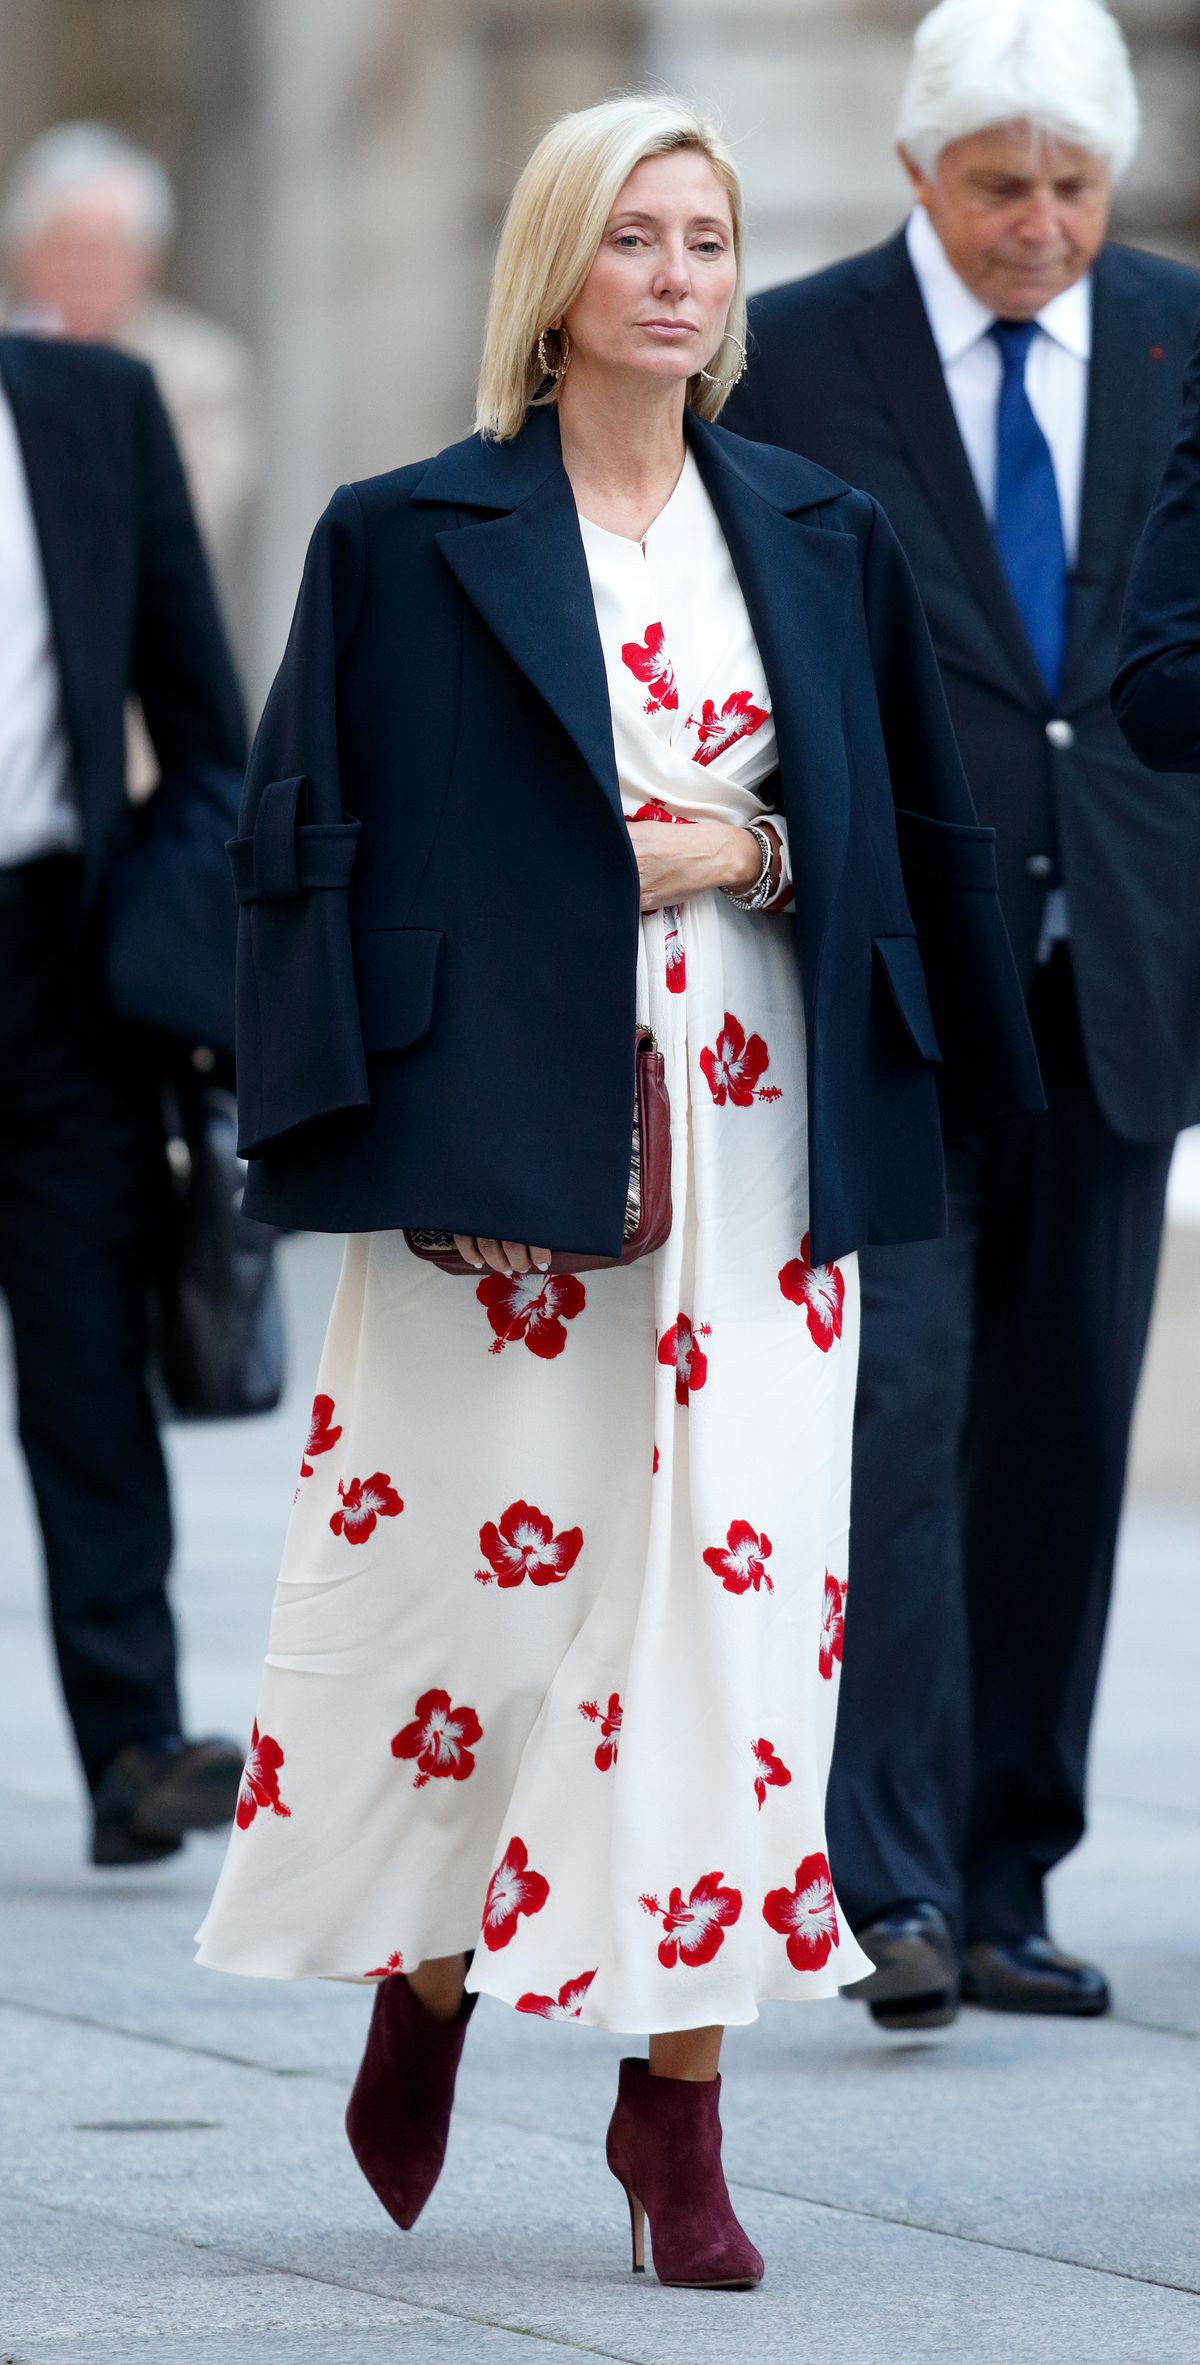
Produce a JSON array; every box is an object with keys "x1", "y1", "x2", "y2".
[{"x1": 198, "y1": 95, "x2": 1040, "y2": 2287}]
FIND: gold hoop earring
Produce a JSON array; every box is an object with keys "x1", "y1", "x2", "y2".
[
  {"x1": 698, "y1": 332, "x2": 747, "y2": 390},
  {"x1": 537, "y1": 324, "x2": 571, "y2": 383}
]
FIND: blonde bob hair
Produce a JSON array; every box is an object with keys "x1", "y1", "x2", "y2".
[{"x1": 476, "y1": 94, "x2": 746, "y2": 442}]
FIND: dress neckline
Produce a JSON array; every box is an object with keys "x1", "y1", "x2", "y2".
[{"x1": 576, "y1": 449, "x2": 695, "y2": 552}]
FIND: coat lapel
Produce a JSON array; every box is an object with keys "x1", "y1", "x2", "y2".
[
  {"x1": 687, "y1": 417, "x2": 857, "y2": 993},
  {"x1": 846, "y1": 235, "x2": 1047, "y2": 707},
  {"x1": 420, "y1": 407, "x2": 859, "y2": 989},
  {"x1": 418, "y1": 411, "x2": 623, "y2": 826}
]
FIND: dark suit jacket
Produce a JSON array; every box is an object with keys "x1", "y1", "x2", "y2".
[
  {"x1": 724, "y1": 231, "x2": 1200, "y2": 1142},
  {"x1": 0, "y1": 334, "x2": 247, "y2": 1050},
  {"x1": 230, "y1": 404, "x2": 1039, "y2": 1265}
]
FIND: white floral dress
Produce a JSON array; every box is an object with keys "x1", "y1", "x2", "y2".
[{"x1": 197, "y1": 451, "x2": 871, "y2": 2031}]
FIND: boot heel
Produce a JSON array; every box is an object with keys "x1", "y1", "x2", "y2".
[{"x1": 625, "y1": 2186, "x2": 646, "y2": 2274}]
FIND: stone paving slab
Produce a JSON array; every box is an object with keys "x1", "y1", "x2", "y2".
[{"x1": 3, "y1": 1235, "x2": 1199, "y2": 2363}]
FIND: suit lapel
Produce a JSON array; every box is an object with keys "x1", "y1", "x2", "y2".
[
  {"x1": 0, "y1": 337, "x2": 118, "y2": 868},
  {"x1": 847, "y1": 236, "x2": 1047, "y2": 706},
  {"x1": 1066, "y1": 252, "x2": 1163, "y2": 701}
]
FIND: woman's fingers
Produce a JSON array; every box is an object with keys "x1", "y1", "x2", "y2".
[{"x1": 459, "y1": 1237, "x2": 553, "y2": 1276}]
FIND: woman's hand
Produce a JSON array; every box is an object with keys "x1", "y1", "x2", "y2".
[
  {"x1": 627, "y1": 817, "x2": 763, "y2": 911},
  {"x1": 453, "y1": 1235, "x2": 551, "y2": 1276}
]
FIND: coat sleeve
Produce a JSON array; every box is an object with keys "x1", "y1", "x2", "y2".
[
  {"x1": 227, "y1": 483, "x2": 369, "y2": 1154},
  {"x1": 1112, "y1": 318, "x2": 1200, "y2": 770},
  {"x1": 860, "y1": 496, "x2": 1045, "y2": 1132}
]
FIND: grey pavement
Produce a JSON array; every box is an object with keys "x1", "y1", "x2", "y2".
[{"x1": 1, "y1": 1233, "x2": 1198, "y2": 2365}]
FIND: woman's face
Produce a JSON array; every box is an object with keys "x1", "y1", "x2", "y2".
[{"x1": 561, "y1": 148, "x2": 737, "y2": 392}]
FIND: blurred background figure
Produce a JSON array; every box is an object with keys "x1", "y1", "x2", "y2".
[
  {"x1": 0, "y1": 317, "x2": 248, "y2": 1867},
  {"x1": 1, "y1": 120, "x2": 257, "y2": 615},
  {"x1": 725, "y1": 0, "x2": 1200, "y2": 2029}
]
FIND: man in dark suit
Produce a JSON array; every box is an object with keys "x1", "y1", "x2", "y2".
[
  {"x1": 724, "y1": 0, "x2": 1200, "y2": 2021},
  {"x1": 0, "y1": 330, "x2": 249, "y2": 1863}
]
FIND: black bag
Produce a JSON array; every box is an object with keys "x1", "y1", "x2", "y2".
[
  {"x1": 106, "y1": 763, "x2": 240, "y2": 1056},
  {"x1": 152, "y1": 1069, "x2": 285, "y2": 1419}
]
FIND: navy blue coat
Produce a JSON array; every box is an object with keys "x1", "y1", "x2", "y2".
[
  {"x1": 231, "y1": 406, "x2": 1040, "y2": 1264},
  {"x1": 725, "y1": 234, "x2": 1200, "y2": 1143},
  {"x1": 0, "y1": 333, "x2": 247, "y2": 1051}
]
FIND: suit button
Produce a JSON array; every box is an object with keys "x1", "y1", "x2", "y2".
[
  {"x1": 1025, "y1": 853, "x2": 1055, "y2": 880},
  {"x1": 1045, "y1": 718, "x2": 1075, "y2": 749}
]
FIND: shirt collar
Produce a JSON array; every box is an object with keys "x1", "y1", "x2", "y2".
[{"x1": 905, "y1": 206, "x2": 1092, "y2": 363}]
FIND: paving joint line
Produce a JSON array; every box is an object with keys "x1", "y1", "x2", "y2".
[
  {"x1": 0, "y1": 2185, "x2": 650, "y2": 2365},
  {"x1": 2, "y1": 1994, "x2": 1199, "y2": 2308},
  {"x1": 726, "y1": 2175, "x2": 1200, "y2": 2302}
]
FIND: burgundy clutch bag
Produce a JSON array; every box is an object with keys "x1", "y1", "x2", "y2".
[{"x1": 404, "y1": 1027, "x2": 672, "y2": 1276}]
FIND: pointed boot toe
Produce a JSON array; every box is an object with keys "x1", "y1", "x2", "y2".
[
  {"x1": 345, "y1": 1974, "x2": 475, "y2": 2231},
  {"x1": 605, "y1": 2057, "x2": 763, "y2": 2288}
]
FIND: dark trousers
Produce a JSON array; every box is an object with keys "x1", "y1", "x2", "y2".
[
  {"x1": 828, "y1": 947, "x2": 1173, "y2": 1943},
  {"x1": 0, "y1": 855, "x2": 179, "y2": 1789}
]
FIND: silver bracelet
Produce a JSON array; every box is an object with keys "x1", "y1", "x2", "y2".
[{"x1": 721, "y1": 822, "x2": 776, "y2": 912}]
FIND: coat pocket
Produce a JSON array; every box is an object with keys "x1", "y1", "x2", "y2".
[
  {"x1": 353, "y1": 927, "x2": 444, "y2": 1054},
  {"x1": 872, "y1": 933, "x2": 943, "y2": 1064}
]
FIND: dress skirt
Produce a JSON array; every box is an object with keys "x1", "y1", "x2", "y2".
[{"x1": 196, "y1": 882, "x2": 872, "y2": 2030}]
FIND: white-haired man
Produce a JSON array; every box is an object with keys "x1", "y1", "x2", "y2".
[
  {"x1": 725, "y1": 0, "x2": 1200, "y2": 2024},
  {"x1": 2, "y1": 122, "x2": 257, "y2": 605}
]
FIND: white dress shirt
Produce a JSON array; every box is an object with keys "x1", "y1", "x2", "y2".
[
  {"x1": 905, "y1": 205, "x2": 1088, "y2": 948},
  {"x1": 905, "y1": 205, "x2": 1091, "y2": 559},
  {"x1": 0, "y1": 384, "x2": 79, "y2": 868}
]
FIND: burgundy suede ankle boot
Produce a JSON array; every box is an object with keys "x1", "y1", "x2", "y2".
[
  {"x1": 605, "y1": 2057, "x2": 764, "y2": 2288},
  {"x1": 345, "y1": 1972, "x2": 476, "y2": 2230}
]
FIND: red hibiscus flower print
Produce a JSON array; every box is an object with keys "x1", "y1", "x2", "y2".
[
  {"x1": 688, "y1": 689, "x2": 769, "y2": 768},
  {"x1": 653, "y1": 1444, "x2": 660, "y2": 1475},
  {"x1": 516, "y1": 1968, "x2": 598, "y2": 2019},
  {"x1": 699, "y1": 1011, "x2": 776, "y2": 1108},
  {"x1": 329, "y1": 1472, "x2": 404, "y2": 1543},
  {"x1": 300, "y1": 1392, "x2": 342, "y2": 1479},
  {"x1": 483, "y1": 1836, "x2": 551, "y2": 1951},
  {"x1": 236, "y1": 1721, "x2": 291, "y2": 1830},
  {"x1": 657, "y1": 1313, "x2": 710, "y2": 1406},
  {"x1": 778, "y1": 1234, "x2": 845, "y2": 1352},
  {"x1": 477, "y1": 1270, "x2": 586, "y2": 1359},
  {"x1": 640, "y1": 1871, "x2": 743, "y2": 1969},
  {"x1": 475, "y1": 1500, "x2": 584, "y2": 1589},
  {"x1": 579, "y1": 1691, "x2": 622, "y2": 1770},
  {"x1": 819, "y1": 1571, "x2": 848, "y2": 1681},
  {"x1": 763, "y1": 1852, "x2": 840, "y2": 1972},
  {"x1": 663, "y1": 907, "x2": 686, "y2": 995},
  {"x1": 752, "y1": 1737, "x2": 792, "y2": 1810},
  {"x1": 703, "y1": 1520, "x2": 775, "y2": 1597},
  {"x1": 390, "y1": 1688, "x2": 483, "y2": 1788},
  {"x1": 365, "y1": 1951, "x2": 404, "y2": 1979},
  {"x1": 632, "y1": 800, "x2": 694, "y2": 827},
  {"x1": 622, "y1": 622, "x2": 678, "y2": 714}
]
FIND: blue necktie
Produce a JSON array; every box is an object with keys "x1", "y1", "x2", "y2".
[{"x1": 989, "y1": 319, "x2": 1068, "y2": 699}]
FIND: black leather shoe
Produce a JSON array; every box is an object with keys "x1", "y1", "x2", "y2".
[
  {"x1": 845, "y1": 1902, "x2": 959, "y2": 2030},
  {"x1": 91, "y1": 1736, "x2": 245, "y2": 1867},
  {"x1": 961, "y1": 1936, "x2": 1111, "y2": 2017}
]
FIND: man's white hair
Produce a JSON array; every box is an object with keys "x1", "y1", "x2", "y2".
[
  {"x1": 896, "y1": 0, "x2": 1140, "y2": 180},
  {"x1": 2, "y1": 121, "x2": 176, "y2": 253}
]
